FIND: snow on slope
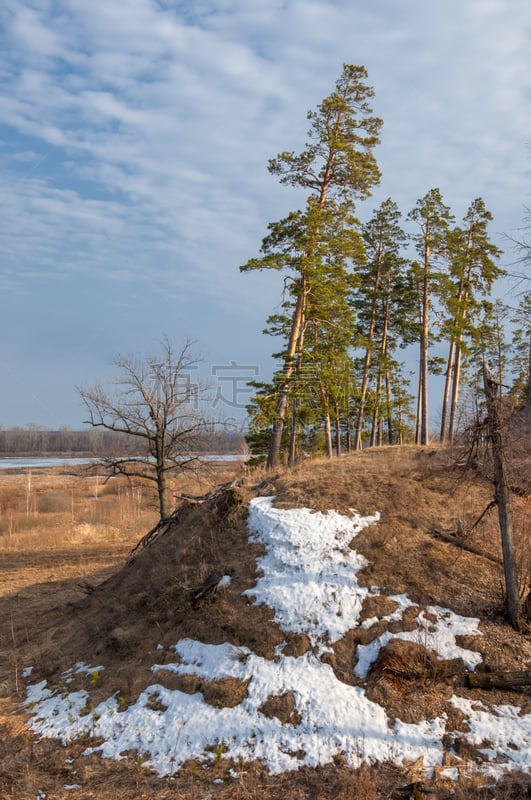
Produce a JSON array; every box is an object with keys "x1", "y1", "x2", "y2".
[{"x1": 24, "y1": 497, "x2": 531, "y2": 779}]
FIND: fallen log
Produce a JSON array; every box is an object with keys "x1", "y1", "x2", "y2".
[
  {"x1": 190, "y1": 569, "x2": 224, "y2": 609},
  {"x1": 430, "y1": 528, "x2": 501, "y2": 565},
  {"x1": 466, "y1": 670, "x2": 531, "y2": 690}
]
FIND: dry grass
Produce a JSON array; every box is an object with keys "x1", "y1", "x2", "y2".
[{"x1": 0, "y1": 448, "x2": 530, "y2": 799}]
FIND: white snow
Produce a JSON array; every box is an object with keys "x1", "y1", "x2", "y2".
[
  {"x1": 23, "y1": 496, "x2": 531, "y2": 782},
  {"x1": 360, "y1": 593, "x2": 416, "y2": 630},
  {"x1": 245, "y1": 497, "x2": 378, "y2": 644},
  {"x1": 354, "y1": 606, "x2": 483, "y2": 679},
  {"x1": 451, "y1": 696, "x2": 531, "y2": 777}
]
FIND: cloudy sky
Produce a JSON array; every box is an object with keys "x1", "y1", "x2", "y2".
[{"x1": 1, "y1": 0, "x2": 530, "y2": 429}]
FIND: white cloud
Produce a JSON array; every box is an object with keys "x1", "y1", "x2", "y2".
[{"x1": 0, "y1": 0, "x2": 530, "y2": 424}]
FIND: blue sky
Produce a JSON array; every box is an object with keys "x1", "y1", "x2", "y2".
[{"x1": 1, "y1": 0, "x2": 530, "y2": 429}]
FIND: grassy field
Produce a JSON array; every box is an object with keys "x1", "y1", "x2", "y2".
[{"x1": 0, "y1": 461, "x2": 239, "y2": 695}]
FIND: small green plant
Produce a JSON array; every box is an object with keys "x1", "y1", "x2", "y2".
[
  {"x1": 135, "y1": 753, "x2": 149, "y2": 768},
  {"x1": 213, "y1": 738, "x2": 226, "y2": 764},
  {"x1": 79, "y1": 701, "x2": 99, "y2": 719},
  {"x1": 90, "y1": 669, "x2": 100, "y2": 686},
  {"x1": 57, "y1": 681, "x2": 69, "y2": 698}
]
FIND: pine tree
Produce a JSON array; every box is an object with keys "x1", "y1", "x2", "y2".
[
  {"x1": 352, "y1": 198, "x2": 409, "y2": 449},
  {"x1": 407, "y1": 189, "x2": 454, "y2": 445},
  {"x1": 241, "y1": 65, "x2": 382, "y2": 468},
  {"x1": 478, "y1": 299, "x2": 511, "y2": 399},
  {"x1": 439, "y1": 199, "x2": 503, "y2": 443},
  {"x1": 508, "y1": 291, "x2": 531, "y2": 406}
]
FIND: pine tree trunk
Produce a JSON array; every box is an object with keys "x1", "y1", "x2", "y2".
[
  {"x1": 385, "y1": 367, "x2": 393, "y2": 444},
  {"x1": 415, "y1": 372, "x2": 422, "y2": 445},
  {"x1": 380, "y1": 294, "x2": 392, "y2": 444},
  {"x1": 324, "y1": 413, "x2": 333, "y2": 458},
  {"x1": 345, "y1": 390, "x2": 352, "y2": 453},
  {"x1": 440, "y1": 340, "x2": 455, "y2": 443},
  {"x1": 420, "y1": 263, "x2": 430, "y2": 445},
  {"x1": 354, "y1": 243, "x2": 383, "y2": 450},
  {"x1": 396, "y1": 383, "x2": 405, "y2": 445},
  {"x1": 354, "y1": 350, "x2": 372, "y2": 451},
  {"x1": 370, "y1": 408, "x2": 377, "y2": 447},
  {"x1": 448, "y1": 343, "x2": 462, "y2": 443},
  {"x1": 334, "y1": 402, "x2": 342, "y2": 456},
  {"x1": 287, "y1": 324, "x2": 308, "y2": 467},
  {"x1": 370, "y1": 381, "x2": 380, "y2": 447},
  {"x1": 318, "y1": 376, "x2": 334, "y2": 458},
  {"x1": 288, "y1": 399, "x2": 298, "y2": 468},
  {"x1": 267, "y1": 285, "x2": 307, "y2": 469}
]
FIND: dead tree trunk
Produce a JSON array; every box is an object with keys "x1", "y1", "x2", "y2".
[
  {"x1": 467, "y1": 671, "x2": 531, "y2": 690},
  {"x1": 482, "y1": 364, "x2": 521, "y2": 631}
]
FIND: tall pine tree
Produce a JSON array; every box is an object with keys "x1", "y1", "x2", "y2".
[
  {"x1": 241, "y1": 65, "x2": 382, "y2": 467},
  {"x1": 439, "y1": 198, "x2": 502, "y2": 443},
  {"x1": 352, "y1": 198, "x2": 410, "y2": 449},
  {"x1": 408, "y1": 189, "x2": 454, "y2": 444}
]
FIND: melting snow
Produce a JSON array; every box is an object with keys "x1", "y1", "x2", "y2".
[
  {"x1": 23, "y1": 496, "x2": 531, "y2": 780},
  {"x1": 355, "y1": 606, "x2": 483, "y2": 680},
  {"x1": 450, "y1": 696, "x2": 531, "y2": 777}
]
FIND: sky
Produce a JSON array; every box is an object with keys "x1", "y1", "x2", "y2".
[
  {"x1": 1, "y1": 0, "x2": 530, "y2": 429},
  {"x1": 24, "y1": 497, "x2": 531, "y2": 780}
]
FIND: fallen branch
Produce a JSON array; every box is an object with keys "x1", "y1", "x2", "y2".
[
  {"x1": 189, "y1": 570, "x2": 224, "y2": 609},
  {"x1": 468, "y1": 500, "x2": 497, "y2": 533},
  {"x1": 430, "y1": 528, "x2": 501, "y2": 565},
  {"x1": 130, "y1": 516, "x2": 175, "y2": 555},
  {"x1": 466, "y1": 671, "x2": 531, "y2": 690},
  {"x1": 77, "y1": 581, "x2": 95, "y2": 595}
]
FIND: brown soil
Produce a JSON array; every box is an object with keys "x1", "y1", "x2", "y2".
[{"x1": 1, "y1": 446, "x2": 530, "y2": 799}]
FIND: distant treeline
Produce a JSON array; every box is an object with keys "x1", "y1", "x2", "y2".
[{"x1": 0, "y1": 425, "x2": 247, "y2": 456}]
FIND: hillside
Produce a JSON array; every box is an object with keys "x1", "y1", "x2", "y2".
[{"x1": 1, "y1": 446, "x2": 530, "y2": 799}]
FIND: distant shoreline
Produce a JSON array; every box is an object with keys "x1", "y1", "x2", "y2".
[{"x1": 0, "y1": 453, "x2": 248, "y2": 471}]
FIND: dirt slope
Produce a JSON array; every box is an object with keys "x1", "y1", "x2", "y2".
[{"x1": 1, "y1": 445, "x2": 530, "y2": 799}]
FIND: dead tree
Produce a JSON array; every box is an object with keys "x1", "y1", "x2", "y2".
[
  {"x1": 482, "y1": 364, "x2": 522, "y2": 631},
  {"x1": 79, "y1": 336, "x2": 211, "y2": 521},
  {"x1": 467, "y1": 670, "x2": 531, "y2": 690}
]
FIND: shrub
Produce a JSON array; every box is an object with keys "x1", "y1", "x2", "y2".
[{"x1": 37, "y1": 492, "x2": 72, "y2": 513}]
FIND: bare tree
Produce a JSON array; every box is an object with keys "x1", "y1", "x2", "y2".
[
  {"x1": 482, "y1": 363, "x2": 521, "y2": 631},
  {"x1": 78, "y1": 336, "x2": 211, "y2": 520}
]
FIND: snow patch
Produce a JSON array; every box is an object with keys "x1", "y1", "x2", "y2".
[
  {"x1": 355, "y1": 606, "x2": 482, "y2": 679},
  {"x1": 245, "y1": 497, "x2": 379, "y2": 643},
  {"x1": 451, "y1": 696, "x2": 531, "y2": 778}
]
